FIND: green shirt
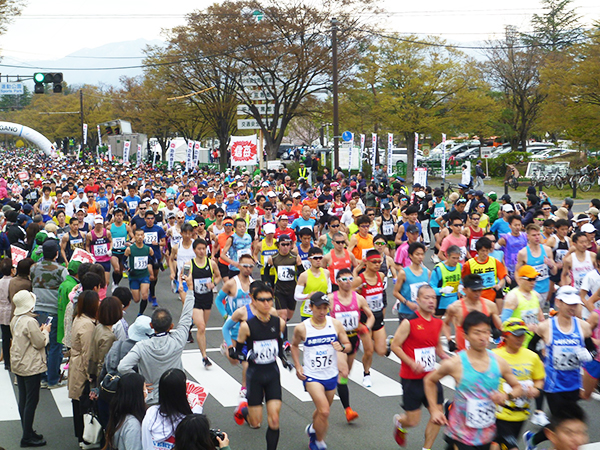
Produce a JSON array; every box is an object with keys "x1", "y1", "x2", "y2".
[
  {"x1": 128, "y1": 244, "x2": 150, "y2": 279},
  {"x1": 488, "y1": 201, "x2": 500, "y2": 224},
  {"x1": 57, "y1": 275, "x2": 79, "y2": 344}
]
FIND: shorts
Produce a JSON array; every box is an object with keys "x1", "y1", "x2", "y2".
[
  {"x1": 320, "y1": 214, "x2": 332, "y2": 226},
  {"x1": 111, "y1": 252, "x2": 126, "y2": 264},
  {"x1": 248, "y1": 229, "x2": 256, "y2": 240},
  {"x1": 361, "y1": 310, "x2": 384, "y2": 331},
  {"x1": 535, "y1": 290, "x2": 549, "y2": 307},
  {"x1": 444, "y1": 437, "x2": 491, "y2": 450},
  {"x1": 246, "y1": 364, "x2": 282, "y2": 406},
  {"x1": 331, "y1": 284, "x2": 340, "y2": 292},
  {"x1": 398, "y1": 312, "x2": 413, "y2": 323},
  {"x1": 98, "y1": 260, "x2": 111, "y2": 272},
  {"x1": 435, "y1": 307, "x2": 447, "y2": 317},
  {"x1": 545, "y1": 389, "x2": 580, "y2": 415},
  {"x1": 584, "y1": 359, "x2": 600, "y2": 379},
  {"x1": 495, "y1": 419, "x2": 524, "y2": 450},
  {"x1": 228, "y1": 268, "x2": 240, "y2": 279},
  {"x1": 275, "y1": 292, "x2": 296, "y2": 311},
  {"x1": 129, "y1": 276, "x2": 150, "y2": 290},
  {"x1": 194, "y1": 293, "x2": 214, "y2": 310},
  {"x1": 401, "y1": 378, "x2": 443, "y2": 411},
  {"x1": 218, "y1": 262, "x2": 230, "y2": 278},
  {"x1": 304, "y1": 375, "x2": 338, "y2": 392},
  {"x1": 347, "y1": 334, "x2": 359, "y2": 355}
]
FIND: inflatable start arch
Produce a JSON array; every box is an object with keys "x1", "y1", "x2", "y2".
[{"x1": 0, "y1": 122, "x2": 56, "y2": 157}]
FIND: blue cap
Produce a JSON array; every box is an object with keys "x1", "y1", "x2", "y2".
[
  {"x1": 398, "y1": 177, "x2": 405, "y2": 182},
  {"x1": 17, "y1": 214, "x2": 29, "y2": 223},
  {"x1": 77, "y1": 188, "x2": 84, "y2": 194},
  {"x1": 185, "y1": 200, "x2": 194, "y2": 207}
]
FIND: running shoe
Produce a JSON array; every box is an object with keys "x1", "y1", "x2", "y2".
[
  {"x1": 523, "y1": 430, "x2": 536, "y2": 450},
  {"x1": 393, "y1": 414, "x2": 407, "y2": 447},
  {"x1": 234, "y1": 400, "x2": 248, "y2": 425},
  {"x1": 123, "y1": 272, "x2": 128, "y2": 279},
  {"x1": 220, "y1": 341, "x2": 228, "y2": 356},
  {"x1": 345, "y1": 407, "x2": 359, "y2": 422},
  {"x1": 431, "y1": 254, "x2": 440, "y2": 264},
  {"x1": 362, "y1": 374, "x2": 372, "y2": 388},
  {"x1": 150, "y1": 297, "x2": 158, "y2": 308},
  {"x1": 203, "y1": 357, "x2": 212, "y2": 368},
  {"x1": 239, "y1": 386, "x2": 247, "y2": 398},
  {"x1": 306, "y1": 423, "x2": 316, "y2": 444},
  {"x1": 530, "y1": 411, "x2": 549, "y2": 427},
  {"x1": 283, "y1": 341, "x2": 291, "y2": 353},
  {"x1": 187, "y1": 331, "x2": 194, "y2": 344},
  {"x1": 171, "y1": 280, "x2": 178, "y2": 293},
  {"x1": 40, "y1": 380, "x2": 48, "y2": 389}
]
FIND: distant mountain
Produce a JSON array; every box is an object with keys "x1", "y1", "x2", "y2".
[{"x1": 3, "y1": 39, "x2": 165, "y2": 88}]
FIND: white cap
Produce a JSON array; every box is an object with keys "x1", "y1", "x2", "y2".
[
  {"x1": 150, "y1": 198, "x2": 159, "y2": 204},
  {"x1": 556, "y1": 286, "x2": 583, "y2": 305},
  {"x1": 292, "y1": 192, "x2": 301, "y2": 198},
  {"x1": 415, "y1": 191, "x2": 425, "y2": 198},
  {"x1": 502, "y1": 204, "x2": 514, "y2": 212},
  {"x1": 263, "y1": 223, "x2": 276, "y2": 234},
  {"x1": 237, "y1": 182, "x2": 244, "y2": 187},
  {"x1": 581, "y1": 223, "x2": 596, "y2": 233},
  {"x1": 227, "y1": 192, "x2": 235, "y2": 198},
  {"x1": 267, "y1": 191, "x2": 277, "y2": 197},
  {"x1": 208, "y1": 187, "x2": 215, "y2": 193},
  {"x1": 94, "y1": 215, "x2": 104, "y2": 224},
  {"x1": 261, "y1": 181, "x2": 270, "y2": 187},
  {"x1": 199, "y1": 204, "x2": 208, "y2": 210}
]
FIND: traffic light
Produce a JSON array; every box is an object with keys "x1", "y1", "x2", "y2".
[{"x1": 33, "y1": 72, "x2": 63, "y2": 94}]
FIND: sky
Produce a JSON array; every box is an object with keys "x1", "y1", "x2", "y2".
[{"x1": 0, "y1": 0, "x2": 599, "y2": 67}]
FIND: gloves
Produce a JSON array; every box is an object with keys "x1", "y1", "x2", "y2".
[
  {"x1": 246, "y1": 349, "x2": 257, "y2": 363},
  {"x1": 577, "y1": 347, "x2": 593, "y2": 363},
  {"x1": 280, "y1": 354, "x2": 294, "y2": 371},
  {"x1": 440, "y1": 286, "x2": 454, "y2": 295},
  {"x1": 229, "y1": 347, "x2": 245, "y2": 361},
  {"x1": 448, "y1": 340, "x2": 457, "y2": 352}
]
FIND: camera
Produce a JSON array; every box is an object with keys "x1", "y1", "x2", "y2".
[{"x1": 209, "y1": 428, "x2": 225, "y2": 446}]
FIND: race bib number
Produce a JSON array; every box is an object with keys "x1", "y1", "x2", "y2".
[
  {"x1": 302, "y1": 300, "x2": 313, "y2": 316},
  {"x1": 194, "y1": 278, "x2": 212, "y2": 295},
  {"x1": 555, "y1": 249, "x2": 568, "y2": 262},
  {"x1": 309, "y1": 351, "x2": 334, "y2": 372},
  {"x1": 362, "y1": 247, "x2": 375, "y2": 259},
  {"x1": 249, "y1": 216, "x2": 257, "y2": 229},
  {"x1": 301, "y1": 259, "x2": 311, "y2": 271},
  {"x1": 466, "y1": 398, "x2": 495, "y2": 429},
  {"x1": 367, "y1": 293, "x2": 383, "y2": 311},
  {"x1": 254, "y1": 339, "x2": 278, "y2": 364},
  {"x1": 533, "y1": 263, "x2": 549, "y2": 280},
  {"x1": 134, "y1": 256, "x2": 148, "y2": 270},
  {"x1": 277, "y1": 265, "x2": 296, "y2": 282},
  {"x1": 93, "y1": 243, "x2": 108, "y2": 257},
  {"x1": 479, "y1": 271, "x2": 496, "y2": 289},
  {"x1": 71, "y1": 238, "x2": 84, "y2": 248},
  {"x1": 553, "y1": 346, "x2": 580, "y2": 371},
  {"x1": 414, "y1": 346, "x2": 436, "y2": 372},
  {"x1": 382, "y1": 222, "x2": 394, "y2": 236},
  {"x1": 410, "y1": 282, "x2": 428, "y2": 302},
  {"x1": 237, "y1": 248, "x2": 251, "y2": 259},
  {"x1": 144, "y1": 232, "x2": 158, "y2": 245},
  {"x1": 434, "y1": 208, "x2": 445, "y2": 218},
  {"x1": 128, "y1": 201, "x2": 138, "y2": 211},
  {"x1": 522, "y1": 309, "x2": 538, "y2": 326},
  {"x1": 337, "y1": 311, "x2": 359, "y2": 332},
  {"x1": 459, "y1": 246, "x2": 467, "y2": 261},
  {"x1": 113, "y1": 237, "x2": 126, "y2": 250},
  {"x1": 470, "y1": 238, "x2": 479, "y2": 251}
]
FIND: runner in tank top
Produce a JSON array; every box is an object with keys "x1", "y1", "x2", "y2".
[
  {"x1": 328, "y1": 268, "x2": 374, "y2": 422},
  {"x1": 562, "y1": 232, "x2": 596, "y2": 292},
  {"x1": 351, "y1": 249, "x2": 389, "y2": 388},
  {"x1": 60, "y1": 217, "x2": 85, "y2": 263},
  {"x1": 86, "y1": 215, "x2": 112, "y2": 286},
  {"x1": 348, "y1": 215, "x2": 374, "y2": 260},
  {"x1": 516, "y1": 223, "x2": 557, "y2": 307},
  {"x1": 169, "y1": 223, "x2": 196, "y2": 297},
  {"x1": 215, "y1": 254, "x2": 255, "y2": 325},
  {"x1": 377, "y1": 203, "x2": 397, "y2": 248},
  {"x1": 290, "y1": 293, "x2": 351, "y2": 450},
  {"x1": 294, "y1": 247, "x2": 330, "y2": 321},
  {"x1": 110, "y1": 208, "x2": 130, "y2": 286},
  {"x1": 254, "y1": 223, "x2": 278, "y2": 286},
  {"x1": 394, "y1": 242, "x2": 429, "y2": 322},
  {"x1": 322, "y1": 231, "x2": 357, "y2": 291},
  {"x1": 296, "y1": 228, "x2": 314, "y2": 272},
  {"x1": 498, "y1": 215, "x2": 528, "y2": 283},
  {"x1": 186, "y1": 237, "x2": 222, "y2": 368},
  {"x1": 208, "y1": 207, "x2": 226, "y2": 239},
  {"x1": 581, "y1": 308, "x2": 600, "y2": 400},
  {"x1": 444, "y1": 274, "x2": 501, "y2": 352},
  {"x1": 317, "y1": 216, "x2": 346, "y2": 255},
  {"x1": 426, "y1": 311, "x2": 522, "y2": 450},
  {"x1": 465, "y1": 212, "x2": 484, "y2": 259}
]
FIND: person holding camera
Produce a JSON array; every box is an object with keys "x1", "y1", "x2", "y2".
[
  {"x1": 10, "y1": 290, "x2": 51, "y2": 448},
  {"x1": 174, "y1": 414, "x2": 231, "y2": 450}
]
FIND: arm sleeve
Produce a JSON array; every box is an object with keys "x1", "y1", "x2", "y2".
[
  {"x1": 501, "y1": 308, "x2": 515, "y2": 322},
  {"x1": 215, "y1": 289, "x2": 229, "y2": 318},
  {"x1": 294, "y1": 284, "x2": 310, "y2": 302},
  {"x1": 222, "y1": 317, "x2": 236, "y2": 347}
]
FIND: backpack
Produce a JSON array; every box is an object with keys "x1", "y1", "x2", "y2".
[{"x1": 99, "y1": 340, "x2": 129, "y2": 402}]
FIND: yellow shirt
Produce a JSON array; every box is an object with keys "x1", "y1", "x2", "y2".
[
  {"x1": 492, "y1": 346, "x2": 545, "y2": 422},
  {"x1": 479, "y1": 213, "x2": 489, "y2": 231}
]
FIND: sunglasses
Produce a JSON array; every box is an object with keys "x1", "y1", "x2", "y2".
[
  {"x1": 521, "y1": 277, "x2": 537, "y2": 281},
  {"x1": 368, "y1": 260, "x2": 383, "y2": 264},
  {"x1": 451, "y1": 223, "x2": 462, "y2": 227},
  {"x1": 255, "y1": 297, "x2": 273, "y2": 302},
  {"x1": 265, "y1": 208, "x2": 273, "y2": 211},
  {"x1": 240, "y1": 264, "x2": 254, "y2": 268},
  {"x1": 330, "y1": 224, "x2": 339, "y2": 228},
  {"x1": 338, "y1": 276, "x2": 353, "y2": 282},
  {"x1": 310, "y1": 256, "x2": 323, "y2": 260},
  {"x1": 359, "y1": 225, "x2": 369, "y2": 228},
  {"x1": 334, "y1": 240, "x2": 345, "y2": 244},
  {"x1": 367, "y1": 213, "x2": 375, "y2": 216},
  {"x1": 375, "y1": 241, "x2": 386, "y2": 246},
  {"x1": 279, "y1": 243, "x2": 291, "y2": 246}
]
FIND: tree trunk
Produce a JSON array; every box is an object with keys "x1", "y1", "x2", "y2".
[{"x1": 405, "y1": 131, "x2": 415, "y2": 184}]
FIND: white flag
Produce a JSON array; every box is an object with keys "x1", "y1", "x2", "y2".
[
  {"x1": 137, "y1": 144, "x2": 142, "y2": 167},
  {"x1": 348, "y1": 132, "x2": 354, "y2": 173},
  {"x1": 107, "y1": 144, "x2": 112, "y2": 161},
  {"x1": 441, "y1": 133, "x2": 447, "y2": 179},
  {"x1": 83, "y1": 124, "x2": 88, "y2": 145},
  {"x1": 123, "y1": 141, "x2": 131, "y2": 164},
  {"x1": 414, "y1": 132, "x2": 419, "y2": 167},
  {"x1": 194, "y1": 141, "x2": 201, "y2": 166},
  {"x1": 97, "y1": 125, "x2": 102, "y2": 147},
  {"x1": 359, "y1": 134, "x2": 365, "y2": 172},
  {"x1": 168, "y1": 141, "x2": 176, "y2": 171},
  {"x1": 387, "y1": 133, "x2": 393, "y2": 177},
  {"x1": 186, "y1": 140, "x2": 194, "y2": 171},
  {"x1": 371, "y1": 134, "x2": 377, "y2": 168}
]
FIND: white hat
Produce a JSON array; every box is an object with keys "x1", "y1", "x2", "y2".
[
  {"x1": 128, "y1": 315, "x2": 153, "y2": 341},
  {"x1": 415, "y1": 191, "x2": 425, "y2": 198},
  {"x1": 199, "y1": 204, "x2": 208, "y2": 210},
  {"x1": 581, "y1": 223, "x2": 596, "y2": 233},
  {"x1": 267, "y1": 191, "x2": 277, "y2": 197},
  {"x1": 237, "y1": 182, "x2": 244, "y2": 187},
  {"x1": 292, "y1": 192, "x2": 301, "y2": 198},
  {"x1": 263, "y1": 223, "x2": 276, "y2": 235},
  {"x1": 555, "y1": 286, "x2": 582, "y2": 305},
  {"x1": 150, "y1": 198, "x2": 159, "y2": 205},
  {"x1": 261, "y1": 181, "x2": 270, "y2": 187},
  {"x1": 502, "y1": 204, "x2": 514, "y2": 212},
  {"x1": 94, "y1": 215, "x2": 104, "y2": 224},
  {"x1": 13, "y1": 290, "x2": 36, "y2": 316},
  {"x1": 208, "y1": 187, "x2": 215, "y2": 193}
]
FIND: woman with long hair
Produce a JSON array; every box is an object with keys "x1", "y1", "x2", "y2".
[
  {"x1": 104, "y1": 373, "x2": 146, "y2": 450},
  {"x1": 141, "y1": 368, "x2": 194, "y2": 450},
  {"x1": 173, "y1": 414, "x2": 230, "y2": 450}
]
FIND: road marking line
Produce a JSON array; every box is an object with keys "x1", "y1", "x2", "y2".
[
  {"x1": 50, "y1": 385, "x2": 73, "y2": 418},
  {"x1": 0, "y1": 369, "x2": 20, "y2": 421},
  {"x1": 348, "y1": 359, "x2": 403, "y2": 397}
]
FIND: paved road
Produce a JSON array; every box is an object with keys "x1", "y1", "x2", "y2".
[{"x1": 3, "y1": 262, "x2": 600, "y2": 450}]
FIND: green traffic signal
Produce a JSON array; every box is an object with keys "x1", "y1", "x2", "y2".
[{"x1": 33, "y1": 72, "x2": 45, "y2": 83}]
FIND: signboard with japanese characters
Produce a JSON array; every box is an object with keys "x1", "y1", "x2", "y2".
[
  {"x1": 168, "y1": 141, "x2": 176, "y2": 171},
  {"x1": 123, "y1": 141, "x2": 131, "y2": 163},
  {"x1": 137, "y1": 144, "x2": 142, "y2": 166},
  {"x1": 186, "y1": 140, "x2": 193, "y2": 171},
  {"x1": 230, "y1": 135, "x2": 258, "y2": 166},
  {"x1": 238, "y1": 118, "x2": 282, "y2": 130}
]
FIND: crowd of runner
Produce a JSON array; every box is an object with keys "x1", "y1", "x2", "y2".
[{"x1": 0, "y1": 148, "x2": 597, "y2": 450}]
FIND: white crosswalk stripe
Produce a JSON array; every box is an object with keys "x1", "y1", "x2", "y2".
[{"x1": 0, "y1": 367, "x2": 20, "y2": 421}]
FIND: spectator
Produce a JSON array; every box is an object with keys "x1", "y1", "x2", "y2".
[
  {"x1": 68, "y1": 290, "x2": 99, "y2": 447},
  {"x1": 562, "y1": 197, "x2": 574, "y2": 221},
  {"x1": 141, "y1": 368, "x2": 196, "y2": 450},
  {"x1": 474, "y1": 160, "x2": 486, "y2": 188},
  {"x1": 118, "y1": 284, "x2": 194, "y2": 404},
  {"x1": 10, "y1": 290, "x2": 50, "y2": 447},
  {"x1": 105, "y1": 372, "x2": 146, "y2": 450},
  {"x1": 57, "y1": 259, "x2": 81, "y2": 345},
  {"x1": 31, "y1": 240, "x2": 68, "y2": 389},
  {"x1": 0, "y1": 258, "x2": 14, "y2": 370},
  {"x1": 111, "y1": 286, "x2": 133, "y2": 341},
  {"x1": 174, "y1": 414, "x2": 231, "y2": 450},
  {"x1": 8, "y1": 258, "x2": 34, "y2": 310}
]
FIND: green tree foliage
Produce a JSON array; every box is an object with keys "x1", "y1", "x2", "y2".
[{"x1": 524, "y1": 0, "x2": 584, "y2": 52}]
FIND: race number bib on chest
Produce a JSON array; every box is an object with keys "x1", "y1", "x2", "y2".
[
  {"x1": 134, "y1": 256, "x2": 148, "y2": 270},
  {"x1": 113, "y1": 237, "x2": 126, "y2": 249},
  {"x1": 414, "y1": 347, "x2": 436, "y2": 372},
  {"x1": 470, "y1": 238, "x2": 479, "y2": 251},
  {"x1": 367, "y1": 293, "x2": 383, "y2": 311},
  {"x1": 410, "y1": 282, "x2": 428, "y2": 302},
  {"x1": 194, "y1": 278, "x2": 212, "y2": 295},
  {"x1": 309, "y1": 349, "x2": 335, "y2": 371},
  {"x1": 144, "y1": 232, "x2": 158, "y2": 245},
  {"x1": 382, "y1": 222, "x2": 394, "y2": 235},
  {"x1": 254, "y1": 339, "x2": 278, "y2": 364},
  {"x1": 93, "y1": 244, "x2": 108, "y2": 256},
  {"x1": 553, "y1": 346, "x2": 580, "y2": 371},
  {"x1": 337, "y1": 311, "x2": 359, "y2": 332},
  {"x1": 466, "y1": 398, "x2": 495, "y2": 429},
  {"x1": 237, "y1": 248, "x2": 251, "y2": 259},
  {"x1": 301, "y1": 259, "x2": 311, "y2": 271},
  {"x1": 277, "y1": 265, "x2": 295, "y2": 282}
]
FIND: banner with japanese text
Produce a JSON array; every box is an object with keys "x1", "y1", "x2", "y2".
[
  {"x1": 83, "y1": 124, "x2": 88, "y2": 145},
  {"x1": 123, "y1": 141, "x2": 131, "y2": 163},
  {"x1": 137, "y1": 144, "x2": 142, "y2": 167},
  {"x1": 371, "y1": 134, "x2": 377, "y2": 168},
  {"x1": 97, "y1": 125, "x2": 102, "y2": 147},
  {"x1": 194, "y1": 141, "x2": 201, "y2": 166},
  {"x1": 168, "y1": 141, "x2": 176, "y2": 171},
  {"x1": 359, "y1": 134, "x2": 365, "y2": 172},
  {"x1": 186, "y1": 140, "x2": 194, "y2": 171},
  {"x1": 230, "y1": 135, "x2": 258, "y2": 166}
]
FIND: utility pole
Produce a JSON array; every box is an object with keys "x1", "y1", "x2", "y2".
[
  {"x1": 331, "y1": 18, "x2": 340, "y2": 169},
  {"x1": 79, "y1": 89, "x2": 84, "y2": 161}
]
